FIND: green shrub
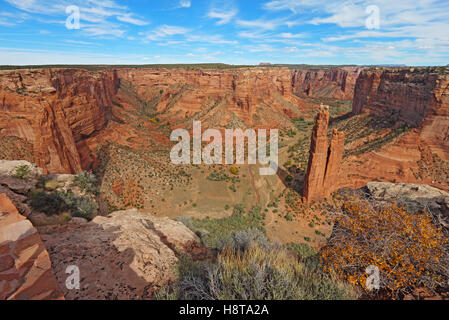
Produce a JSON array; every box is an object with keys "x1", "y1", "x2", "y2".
[
  {"x1": 157, "y1": 242, "x2": 357, "y2": 300},
  {"x1": 180, "y1": 205, "x2": 265, "y2": 250},
  {"x1": 30, "y1": 190, "x2": 68, "y2": 215},
  {"x1": 30, "y1": 190, "x2": 97, "y2": 220},
  {"x1": 71, "y1": 196, "x2": 98, "y2": 220},
  {"x1": 207, "y1": 170, "x2": 230, "y2": 181},
  {"x1": 44, "y1": 180, "x2": 59, "y2": 191},
  {"x1": 71, "y1": 172, "x2": 98, "y2": 195},
  {"x1": 13, "y1": 165, "x2": 31, "y2": 180},
  {"x1": 215, "y1": 228, "x2": 270, "y2": 252},
  {"x1": 287, "y1": 243, "x2": 317, "y2": 260}
]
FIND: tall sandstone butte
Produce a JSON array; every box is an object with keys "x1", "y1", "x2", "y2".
[
  {"x1": 0, "y1": 193, "x2": 64, "y2": 300},
  {"x1": 303, "y1": 106, "x2": 345, "y2": 202}
]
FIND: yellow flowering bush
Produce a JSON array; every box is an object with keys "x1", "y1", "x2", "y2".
[{"x1": 321, "y1": 198, "x2": 449, "y2": 298}]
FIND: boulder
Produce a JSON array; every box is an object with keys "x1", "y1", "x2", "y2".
[
  {"x1": 366, "y1": 182, "x2": 449, "y2": 217},
  {"x1": 0, "y1": 193, "x2": 64, "y2": 300},
  {"x1": 0, "y1": 160, "x2": 41, "y2": 195},
  {"x1": 0, "y1": 160, "x2": 42, "y2": 178}
]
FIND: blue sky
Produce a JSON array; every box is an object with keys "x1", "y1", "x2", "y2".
[{"x1": 0, "y1": 0, "x2": 448, "y2": 66}]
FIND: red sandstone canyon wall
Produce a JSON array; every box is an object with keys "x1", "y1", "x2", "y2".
[
  {"x1": 291, "y1": 67, "x2": 362, "y2": 100},
  {"x1": 117, "y1": 67, "x2": 301, "y2": 127},
  {"x1": 352, "y1": 68, "x2": 449, "y2": 160},
  {"x1": 337, "y1": 68, "x2": 449, "y2": 193},
  {"x1": 0, "y1": 68, "x2": 119, "y2": 174},
  {"x1": 0, "y1": 67, "x2": 302, "y2": 174}
]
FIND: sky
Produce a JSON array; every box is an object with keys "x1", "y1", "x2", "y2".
[{"x1": 0, "y1": 0, "x2": 448, "y2": 66}]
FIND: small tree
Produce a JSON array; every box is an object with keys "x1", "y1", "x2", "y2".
[
  {"x1": 13, "y1": 165, "x2": 31, "y2": 180},
  {"x1": 71, "y1": 171, "x2": 98, "y2": 195},
  {"x1": 229, "y1": 166, "x2": 239, "y2": 175}
]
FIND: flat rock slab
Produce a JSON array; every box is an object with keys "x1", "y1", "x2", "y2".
[
  {"x1": 366, "y1": 182, "x2": 449, "y2": 217},
  {"x1": 41, "y1": 209, "x2": 205, "y2": 300}
]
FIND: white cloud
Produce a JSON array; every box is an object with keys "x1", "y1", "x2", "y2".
[
  {"x1": 0, "y1": 11, "x2": 28, "y2": 26},
  {"x1": 236, "y1": 15, "x2": 297, "y2": 31},
  {"x1": 237, "y1": 31, "x2": 266, "y2": 39},
  {"x1": 283, "y1": 46, "x2": 298, "y2": 52},
  {"x1": 64, "y1": 39, "x2": 95, "y2": 45},
  {"x1": 146, "y1": 25, "x2": 191, "y2": 41},
  {"x1": 83, "y1": 26, "x2": 125, "y2": 37},
  {"x1": 117, "y1": 14, "x2": 149, "y2": 26},
  {"x1": 248, "y1": 44, "x2": 277, "y2": 53},
  {"x1": 263, "y1": 0, "x2": 321, "y2": 13},
  {"x1": 309, "y1": 4, "x2": 366, "y2": 28},
  {"x1": 187, "y1": 34, "x2": 238, "y2": 45},
  {"x1": 4, "y1": 0, "x2": 149, "y2": 38},
  {"x1": 236, "y1": 19, "x2": 279, "y2": 30},
  {"x1": 279, "y1": 32, "x2": 304, "y2": 38},
  {"x1": 179, "y1": 1, "x2": 191, "y2": 8},
  {"x1": 207, "y1": 8, "x2": 238, "y2": 25}
]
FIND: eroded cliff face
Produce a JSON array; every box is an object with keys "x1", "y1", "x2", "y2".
[
  {"x1": 352, "y1": 68, "x2": 449, "y2": 160},
  {"x1": 336, "y1": 68, "x2": 449, "y2": 192},
  {"x1": 0, "y1": 68, "x2": 119, "y2": 174},
  {"x1": 117, "y1": 67, "x2": 301, "y2": 128},
  {"x1": 0, "y1": 67, "x2": 304, "y2": 174},
  {"x1": 291, "y1": 67, "x2": 362, "y2": 100},
  {"x1": 303, "y1": 106, "x2": 345, "y2": 202}
]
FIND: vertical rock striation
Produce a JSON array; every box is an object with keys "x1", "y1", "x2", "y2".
[
  {"x1": 303, "y1": 106, "x2": 345, "y2": 202},
  {"x1": 323, "y1": 129, "x2": 346, "y2": 193},
  {"x1": 0, "y1": 68, "x2": 119, "y2": 173},
  {"x1": 291, "y1": 67, "x2": 362, "y2": 100}
]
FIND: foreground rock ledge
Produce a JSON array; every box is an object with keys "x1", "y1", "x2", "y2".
[
  {"x1": 366, "y1": 182, "x2": 449, "y2": 218},
  {"x1": 0, "y1": 193, "x2": 64, "y2": 300},
  {"x1": 41, "y1": 209, "x2": 206, "y2": 300}
]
